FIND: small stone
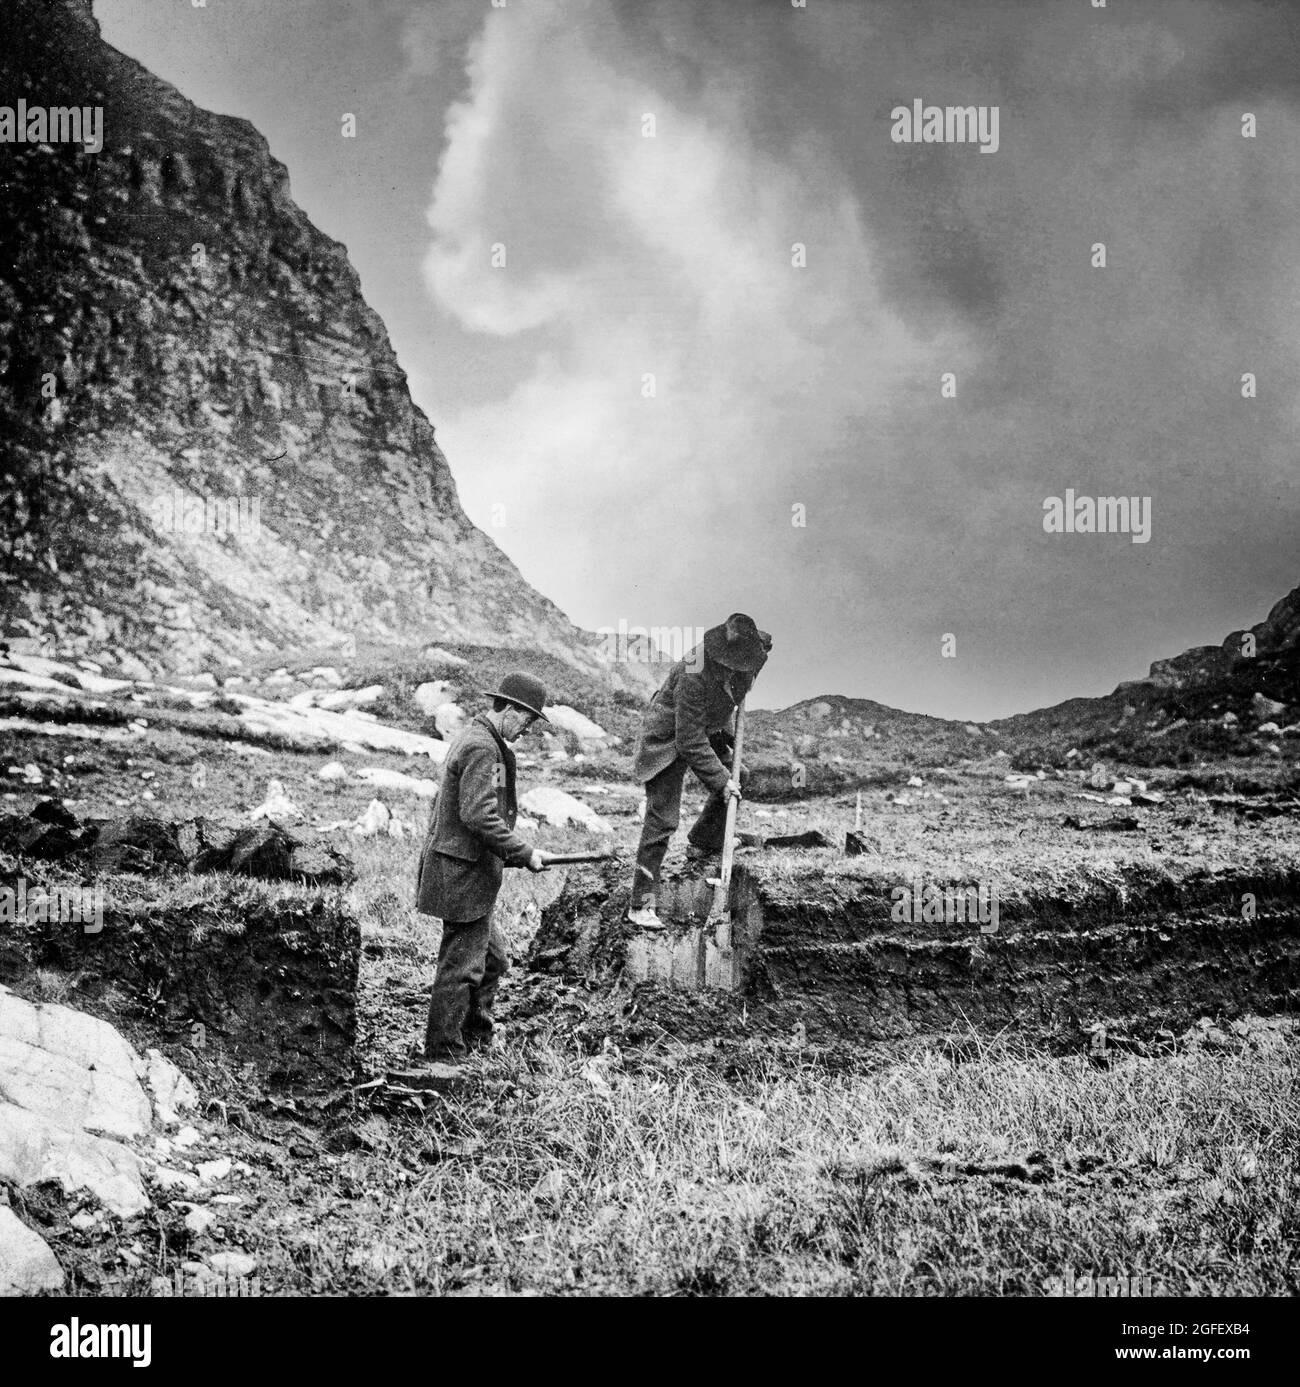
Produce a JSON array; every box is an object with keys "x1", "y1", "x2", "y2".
[
  {"x1": 153, "y1": 1166, "x2": 200, "y2": 1193},
  {"x1": 196, "y1": 1157, "x2": 232, "y2": 1183},
  {"x1": 207, "y1": 1251, "x2": 257, "y2": 1278},
  {"x1": 173, "y1": 1126, "x2": 202, "y2": 1149},
  {"x1": 184, "y1": 1207, "x2": 215, "y2": 1237}
]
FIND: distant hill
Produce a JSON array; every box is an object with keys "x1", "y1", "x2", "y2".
[{"x1": 753, "y1": 585, "x2": 1299, "y2": 784}]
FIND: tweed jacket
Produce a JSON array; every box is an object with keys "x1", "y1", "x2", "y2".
[
  {"x1": 631, "y1": 646, "x2": 761, "y2": 791},
  {"x1": 415, "y1": 714, "x2": 533, "y2": 922}
]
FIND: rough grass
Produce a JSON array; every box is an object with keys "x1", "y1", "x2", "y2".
[
  {"x1": 259, "y1": 1029, "x2": 1300, "y2": 1296},
  {"x1": 318, "y1": 827, "x2": 1300, "y2": 1298}
]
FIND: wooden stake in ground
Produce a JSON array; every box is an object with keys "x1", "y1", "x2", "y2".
[{"x1": 708, "y1": 698, "x2": 746, "y2": 920}]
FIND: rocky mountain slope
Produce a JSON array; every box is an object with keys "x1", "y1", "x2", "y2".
[
  {"x1": 0, "y1": 0, "x2": 640, "y2": 690},
  {"x1": 752, "y1": 584, "x2": 1298, "y2": 772}
]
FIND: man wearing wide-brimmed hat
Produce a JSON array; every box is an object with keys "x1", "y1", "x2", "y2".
[
  {"x1": 628, "y1": 614, "x2": 771, "y2": 929},
  {"x1": 416, "y1": 672, "x2": 551, "y2": 1066}
]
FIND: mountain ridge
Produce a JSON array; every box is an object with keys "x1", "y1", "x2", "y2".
[{"x1": 0, "y1": 0, "x2": 646, "y2": 692}]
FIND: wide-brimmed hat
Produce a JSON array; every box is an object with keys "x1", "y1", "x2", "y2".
[
  {"x1": 494, "y1": 672, "x2": 549, "y2": 721},
  {"x1": 702, "y1": 614, "x2": 771, "y2": 673}
]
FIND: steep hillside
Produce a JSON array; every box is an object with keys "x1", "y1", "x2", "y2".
[{"x1": 0, "y1": 0, "x2": 641, "y2": 691}]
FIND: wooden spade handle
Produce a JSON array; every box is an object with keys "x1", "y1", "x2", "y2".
[{"x1": 713, "y1": 698, "x2": 746, "y2": 910}]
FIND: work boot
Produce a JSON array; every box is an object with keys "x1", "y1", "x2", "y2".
[
  {"x1": 627, "y1": 903, "x2": 666, "y2": 931},
  {"x1": 684, "y1": 846, "x2": 721, "y2": 877}
]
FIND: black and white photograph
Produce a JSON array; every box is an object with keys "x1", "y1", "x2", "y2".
[{"x1": 0, "y1": 0, "x2": 1296, "y2": 1344}]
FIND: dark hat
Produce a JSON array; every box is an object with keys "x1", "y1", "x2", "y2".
[
  {"x1": 493, "y1": 671, "x2": 549, "y2": 721},
  {"x1": 702, "y1": 613, "x2": 772, "y2": 673}
]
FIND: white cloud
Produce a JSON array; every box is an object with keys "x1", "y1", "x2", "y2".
[{"x1": 422, "y1": 0, "x2": 966, "y2": 627}]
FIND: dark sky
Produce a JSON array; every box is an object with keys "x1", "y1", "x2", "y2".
[{"x1": 98, "y1": 0, "x2": 1299, "y2": 717}]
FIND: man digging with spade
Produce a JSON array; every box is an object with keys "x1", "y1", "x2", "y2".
[{"x1": 628, "y1": 613, "x2": 771, "y2": 929}]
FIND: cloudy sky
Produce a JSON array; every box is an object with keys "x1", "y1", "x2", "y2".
[{"x1": 99, "y1": 0, "x2": 1299, "y2": 718}]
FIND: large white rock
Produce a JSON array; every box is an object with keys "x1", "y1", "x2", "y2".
[
  {"x1": 544, "y1": 705, "x2": 608, "y2": 745},
  {"x1": 0, "y1": 1206, "x2": 64, "y2": 1295},
  {"x1": 0, "y1": 1035, "x2": 151, "y2": 1140},
  {"x1": 0, "y1": 1100, "x2": 148, "y2": 1217},
  {"x1": 413, "y1": 681, "x2": 457, "y2": 717},
  {"x1": 0, "y1": 988, "x2": 149, "y2": 1136},
  {"x1": 519, "y1": 787, "x2": 613, "y2": 835},
  {"x1": 231, "y1": 693, "x2": 449, "y2": 762},
  {"x1": 2, "y1": 652, "x2": 133, "y2": 696},
  {"x1": 355, "y1": 766, "x2": 439, "y2": 799},
  {"x1": 0, "y1": 987, "x2": 193, "y2": 1218}
]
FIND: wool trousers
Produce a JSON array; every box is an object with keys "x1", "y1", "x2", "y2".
[{"x1": 424, "y1": 910, "x2": 509, "y2": 1061}]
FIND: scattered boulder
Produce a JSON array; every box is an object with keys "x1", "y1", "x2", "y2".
[
  {"x1": 1252, "y1": 693, "x2": 1287, "y2": 721},
  {"x1": 412, "y1": 681, "x2": 457, "y2": 717},
  {"x1": 183, "y1": 1206, "x2": 215, "y2": 1237},
  {"x1": 247, "y1": 779, "x2": 304, "y2": 825},
  {"x1": 317, "y1": 761, "x2": 348, "y2": 783},
  {"x1": 0, "y1": 1206, "x2": 64, "y2": 1294},
  {"x1": 520, "y1": 787, "x2": 613, "y2": 834},
  {"x1": 317, "y1": 685, "x2": 384, "y2": 712},
  {"x1": 153, "y1": 1166, "x2": 200, "y2": 1194},
  {"x1": 421, "y1": 646, "x2": 469, "y2": 668},
  {"x1": 434, "y1": 703, "x2": 466, "y2": 737},
  {"x1": 354, "y1": 767, "x2": 438, "y2": 799},
  {"x1": 544, "y1": 705, "x2": 608, "y2": 747},
  {"x1": 231, "y1": 693, "x2": 450, "y2": 761},
  {"x1": 208, "y1": 1250, "x2": 257, "y2": 1278},
  {"x1": 353, "y1": 800, "x2": 392, "y2": 838}
]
